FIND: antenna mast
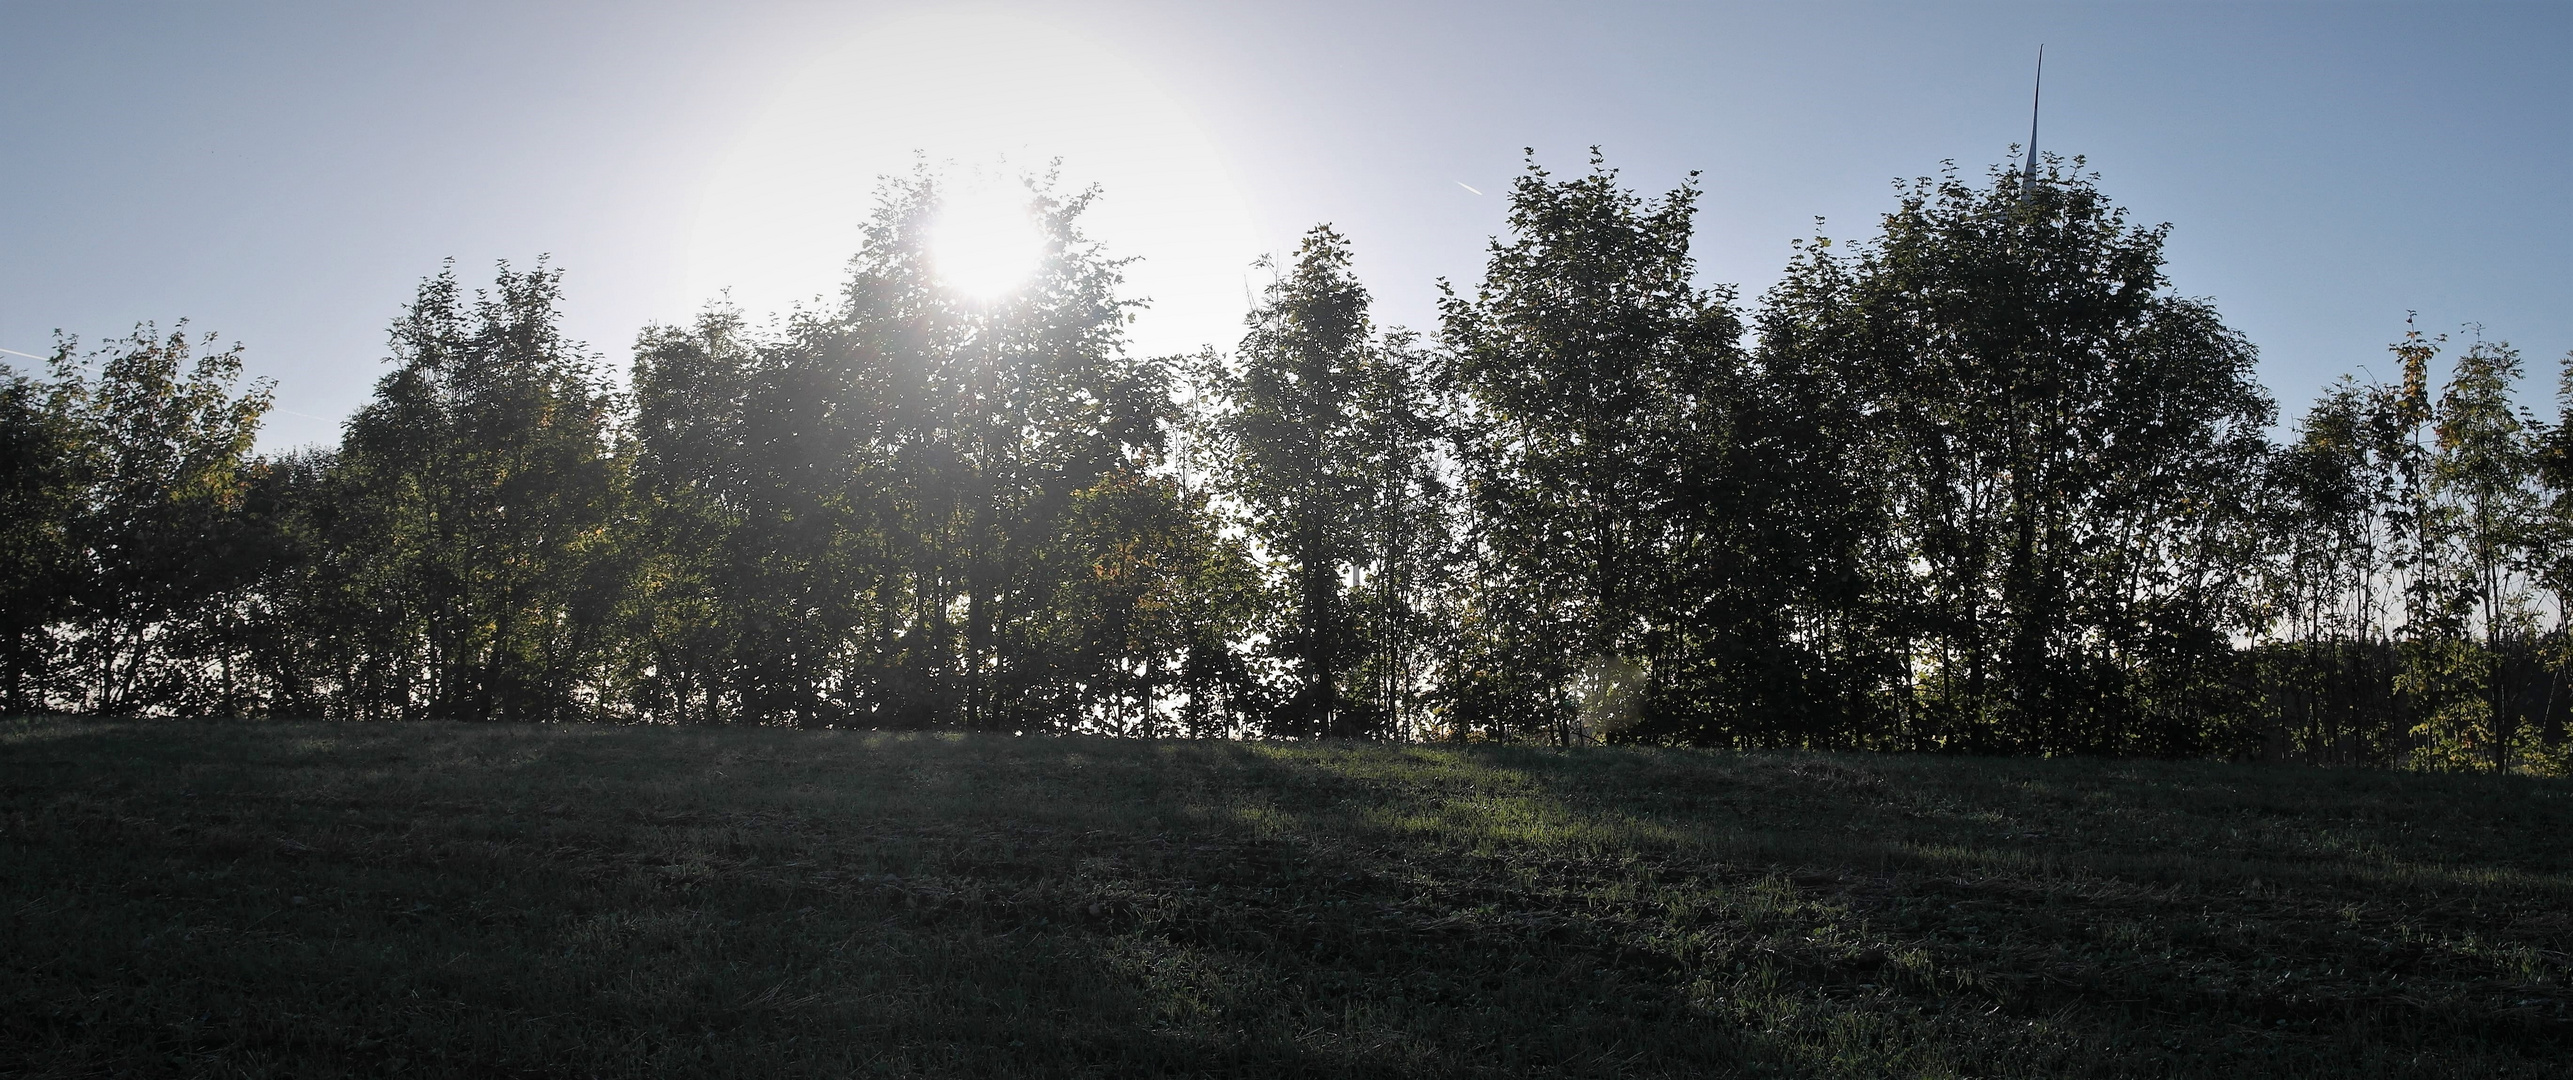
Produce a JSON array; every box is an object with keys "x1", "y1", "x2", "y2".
[{"x1": 2021, "y1": 45, "x2": 2045, "y2": 197}]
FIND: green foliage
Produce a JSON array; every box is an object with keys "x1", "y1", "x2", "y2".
[
  {"x1": 1772, "y1": 159, "x2": 2278, "y2": 755},
  {"x1": 2257, "y1": 324, "x2": 2570, "y2": 773},
  {"x1": 2416, "y1": 339, "x2": 2547, "y2": 769},
  {"x1": 1440, "y1": 151, "x2": 1748, "y2": 744},
  {"x1": 0, "y1": 329, "x2": 273, "y2": 715},
  {"x1": 1192, "y1": 225, "x2": 1452, "y2": 739},
  {"x1": 11, "y1": 149, "x2": 2564, "y2": 772},
  {"x1": 624, "y1": 306, "x2": 761, "y2": 725},
  {"x1": 0, "y1": 362, "x2": 85, "y2": 713},
  {"x1": 618, "y1": 169, "x2": 1255, "y2": 733},
  {"x1": 310, "y1": 261, "x2": 626, "y2": 721}
]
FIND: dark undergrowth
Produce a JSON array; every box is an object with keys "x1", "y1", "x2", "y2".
[{"x1": 2, "y1": 717, "x2": 2566, "y2": 1077}]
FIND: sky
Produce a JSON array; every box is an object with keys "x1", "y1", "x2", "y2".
[{"x1": 2, "y1": 0, "x2": 2565, "y2": 451}]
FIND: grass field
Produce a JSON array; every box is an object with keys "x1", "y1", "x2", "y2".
[{"x1": 2, "y1": 718, "x2": 2567, "y2": 1078}]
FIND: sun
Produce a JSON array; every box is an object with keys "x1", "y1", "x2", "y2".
[
  {"x1": 927, "y1": 182, "x2": 1044, "y2": 300},
  {"x1": 685, "y1": 12, "x2": 1263, "y2": 349}
]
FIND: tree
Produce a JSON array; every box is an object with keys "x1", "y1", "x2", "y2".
[
  {"x1": 2259, "y1": 377, "x2": 2407, "y2": 764},
  {"x1": 1053, "y1": 465, "x2": 1261, "y2": 737},
  {"x1": 828, "y1": 168, "x2": 1194, "y2": 732},
  {"x1": 1194, "y1": 226, "x2": 1432, "y2": 738},
  {"x1": 332, "y1": 261, "x2": 625, "y2": 721},
  {"x1": 0, "y1": 357, "x2": 89, "y2": 713},
  {"x1": 625, "y1": 305, "x2": 763, "y2": 724},
  {"x1": 1779, "y1": 158, "x2": 2275, "y2": 753},
  {"x1": 1342, "y1": 328, "x2": 1458, "y2": 742},
  {"x1": 619, "y1": 167, "x2": 1252, "y2": 732},
  {"x1": 2528, "y1": 348, "x2": 2573, "y2": 771},
  {"x1": 1726, "y1": 232, "x2": 1914, "y2": 748},
  {"x1": 1440, "y1": 151, "x2": 1746, "y2": 743},
  {"x1": 2409, "y1": 336, "x2": 2545, "y2": 771},
  {"x1": 49, "y1": 327, "x2": 273, "y2": 714}
]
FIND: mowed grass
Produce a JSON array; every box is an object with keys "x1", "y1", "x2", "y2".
[{"x1": 1, "y1": 719, "x2": 2566, "y2": 1079}]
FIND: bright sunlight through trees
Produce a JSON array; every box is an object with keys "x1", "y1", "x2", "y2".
[
  {"x1": 928, "y1": 181, "x2": 1044, "y2": 300},
  {"x1": 686, "y1": 11, "x2": 1260, "y2": 348}
]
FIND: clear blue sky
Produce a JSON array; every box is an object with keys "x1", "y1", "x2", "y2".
[{"x1": 3, "y1": 1, "x2": 2565, "y2": 450}]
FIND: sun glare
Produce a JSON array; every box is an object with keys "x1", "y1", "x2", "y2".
[
  {"x1": 686, "y1": 12, "x2": 1262, "y2": 348},
  {"x1": 928, "y1": 184, "x2": 1043, "y2": 300}
]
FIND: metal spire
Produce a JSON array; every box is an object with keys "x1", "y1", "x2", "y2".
[{"x1": 2021, "y1": 45, "x2": 2045, "y2": 198}]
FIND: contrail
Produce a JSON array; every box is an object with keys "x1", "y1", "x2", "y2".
[{"x1": 1455, "y1": 181, "x2": 1483, "y2": 196}]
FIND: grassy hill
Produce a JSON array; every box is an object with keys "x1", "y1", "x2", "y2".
[{"x1": 2, "y1": 718, "x2": 2566, "y2": 1078}]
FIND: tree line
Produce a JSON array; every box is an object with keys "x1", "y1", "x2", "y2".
[{"x1": 3, "y1": 152, "x2": 2565, "y2": 771}]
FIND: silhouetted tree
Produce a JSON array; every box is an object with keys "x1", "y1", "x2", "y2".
[
  {"x1": 1441, "y1": 151, "x2": 1747, "y2": 744},
  {"x1": 1194, "y1": 226, "x2": 1448, "y2": 738},
  {"x1": 43, "y1": 327, "x2": 274, "y2": 714},
  {"x1": 1775, "y1": 158, "x2": 2275, "y2": 754},
  {"x1": 0, "y1": 356, "x2": 89, "y2": 713},
  {"x1": 330, "y1": 262, "x2": 625, "y2": 721},
  {"x1": 5, "y1": 148, "x2": 2558, "y2": 772}
]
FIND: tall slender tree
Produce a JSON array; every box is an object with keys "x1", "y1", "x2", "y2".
[
  {"x1": 0, "y1": 356, "x2": 91, "y2": 713},
  {"x1": 2412, "y1": 337, "x2": 2544, "y2": 770},
  {"x1": 1197, "y1": 227, "x2": 1376, "y2": 737},
  {"x1": 332, "y1": 261, "x2": 625, "y2": 721},
  {"x1": 625, "y1": 305, "x2": 763, "y2": 724},
  {"x1": 1344, "y1": 328, "x2": 1457, "y2": 742},
  {"x1": 1441, "y1": 151, "x2": 1746, "y2": 743},
  {"x1": 1193, "y1": 226, "x2": 1452, "y2": 739}
]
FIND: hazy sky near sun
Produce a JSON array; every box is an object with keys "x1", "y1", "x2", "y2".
[{"x1": 2, "y1": 1, "x2": 2565, "y2": 450}]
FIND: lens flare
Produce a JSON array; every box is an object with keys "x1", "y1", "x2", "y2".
[
  {"x1": 684, "y1": 11, "x2": 1262, "y2": 349},
  {"x1": 928, "y1": 183, "x2": 1043, "y2": 299}
]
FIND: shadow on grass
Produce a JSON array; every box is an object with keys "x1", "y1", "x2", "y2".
[
  {"x1": 1212, "y1": 741, "x2": 2573, "y2": 1076},
  {"x1": 2, "y1": 719, "x2": 2567, "y2": 1078}
]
